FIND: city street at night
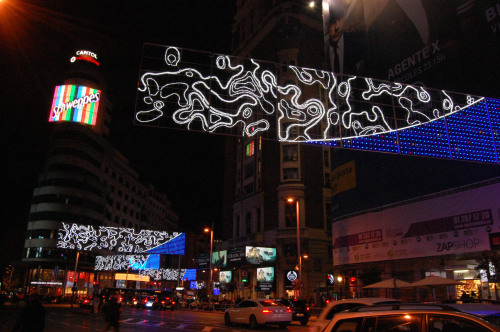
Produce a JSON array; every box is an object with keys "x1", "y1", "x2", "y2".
[{"x1": 0, "y1": 304, "x2": 313, "y2": 331}]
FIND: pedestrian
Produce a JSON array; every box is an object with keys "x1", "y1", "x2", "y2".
[
  {"x1": 101, "y1": 294, "x2": 121, "y2": 332},
  {"x1": 12, "y1": 291, "x2": 45, "y2": 332}
]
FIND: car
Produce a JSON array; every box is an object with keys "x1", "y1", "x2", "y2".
[
  {"x1": 309, "y1": 297, "x2": 403, "y2": 332},
  {"x1": 79, "y1": 296, "x2": 93, "y2": 308},
  {"x1": 138, "y1": 296, "x2": 156, "y2": 309},
  {"x1": 153, "y1": 297, "x2": 176, "y2": 311},
  {"x1": 322, "y1": 303, "x2": 500, "y2": 332},
  {"x1": 224, "y1": 298, "x2": 292, "y2": 329},
  {"x1": 275, "y1": 298, "x2": 311, "y2": 325}
]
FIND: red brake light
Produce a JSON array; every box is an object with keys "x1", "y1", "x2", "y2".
[
  {"x1": 307, "y1": 307, "x2": 310, "y2": 311},
  {"x1": 262, "y1": 309, "x2": 273, "y2": 314},
  {"x1": 172, "y1": 301, "x2": 175, "y2": 305},
  {"x1": 286, "y1": 308, "x2": 292, "y2": 313}
]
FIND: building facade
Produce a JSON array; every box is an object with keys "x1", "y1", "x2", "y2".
[
  {"x1": 221, "y1": 0, "x2": 333, "y2": 301},
  {"x1": 22, "y1": 50, "x2": 179, "y2": 297},
  {"x1": 220, "y1": 0, "x2": 500, "y2": 303}
]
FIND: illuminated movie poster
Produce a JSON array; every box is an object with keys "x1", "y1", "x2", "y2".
[
  {"x1": 212, "y1": 250, "x2": 227, "y2": 268},
  {"x1": 257, "y1": 267, "x2": 275, "y2": 291},
  {"x1": 322, "y1": 0, "x2": 499, "y2": 91},
  {"x1": 219, "y1": 271, "x2": 232, "y2": 284},
  {"x1": 245, "y1": 246, "x2": 276, "y2": 265},
  {"x1": 49, "y1": 84, "x2": 101, "y2": 126}
]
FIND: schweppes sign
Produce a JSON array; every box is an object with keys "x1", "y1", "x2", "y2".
[{"x1": 332, "y1": 160, "x2": 356, "y2": 196}]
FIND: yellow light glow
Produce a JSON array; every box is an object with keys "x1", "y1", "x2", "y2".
[
  {"x1": 287, "y1": 198, "x2": 295, "y2": 203},
  {"x1": 309, "y1": 1, "x2": 315, "y2": 8}
]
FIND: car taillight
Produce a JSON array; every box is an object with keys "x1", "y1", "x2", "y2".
[
  {"x1": 262, "y1": 309, "x2": 273, "y2": 314},
  {"x1": 161, "y1": 301, "x2": 165, "y2": 304},
  {"x1": 83, "y1": 299, "x2": 89, "y2": 303},
  {"x1": 144, "y1": 299, "x2": 147, "y2": 303},
  {"x1": 307, "y1": 307, "x2": 310, "y2": 311},
  {"x1": 172, "y1": 301, "x2": 175, "y2": 305},
  {"x1": 286, "y1": 308, "x2": 292, "y2": 313}
]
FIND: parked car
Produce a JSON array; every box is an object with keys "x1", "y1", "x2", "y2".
[
  {"x1": 153, "y1": 297, "x2": 176, "y2": 311},
  {"x1": 322, "y1": 303, "x2": 500, "y2": 332},
  {"x1": 275, "y1": 298, "x2": 311, "y2": 325},
  {"x1": 310, "y1": 297, "x2": 402, "y2": 332},
  {"x1": 224, "y1": 298, "x2": 292, "y2": 329}
]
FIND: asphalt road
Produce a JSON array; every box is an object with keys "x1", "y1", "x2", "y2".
[{"x1": 1, "y1": 304, "x2": 313, "y2": 331}]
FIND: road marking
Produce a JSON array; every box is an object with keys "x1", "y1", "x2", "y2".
[
  {"x1": 201, "y1": 327, "x2": 213, "y2": 331},
  {"x1": 177, "y1": 323, "x2": 188, "y2": 328},
  {"x1": 136, "y1": 319, "x2": 149, "y2": 325},
  {"x1": 119, "y1": 318, "x2": 136, "y2": 323}
]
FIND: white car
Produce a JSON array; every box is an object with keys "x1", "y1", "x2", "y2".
[
  {"x1": 322, "y1": 303, "x2": 500, "y2": 332},
  {"x1": 310, "y1": 297, "x2": 402, "y2": 332},
  {"x1": 224, "y1": 298, "x2": 292, "y2": 329}
]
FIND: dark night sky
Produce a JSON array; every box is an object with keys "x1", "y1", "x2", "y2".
[{"x1": 1, "y1": 0, "x2": 235, "y2": 262}]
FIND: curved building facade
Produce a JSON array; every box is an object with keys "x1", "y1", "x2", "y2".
[{"x1": 23, "y1": 50, "x2": 178, "y2": 297}]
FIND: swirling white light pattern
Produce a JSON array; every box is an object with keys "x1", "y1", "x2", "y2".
[
  {"x1": 136, "y1": 45, "x2": 482, "y2": 143},
  {"x1": 57, "y1": 222, "x2": 185, "y2": 254},
  {"x1": 139, "y1": 268, "x2": 196, "y2": 281},
  {"x1": 95, "y1": 254, "x2": 159, "y2": 271}
]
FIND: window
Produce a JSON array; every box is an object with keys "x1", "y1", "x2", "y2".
[
  {"x1": 246, "y1": 212, "x2": 252, "y2": 235},
  {"x1": 376, "y1": 314, "x2": 420, "y2": 332},
  {"x1": 285, "y1": 201, "x2": 297, "y2": 227},
  {"x1": 331, "y1": 318, "x2": 363, "y2": 332},
  {"x1": 244, "y1": 162, "x2": 254, "y2": 179},
  {"x1": 428, "y1": 315, "x2": 486, "y2": 332},
  {"x1": 283, "y1": 145, "x2": 298, "y2": 161},
  {"x1": 283, "y1": 168, "x2": 298, "y2": 180}
]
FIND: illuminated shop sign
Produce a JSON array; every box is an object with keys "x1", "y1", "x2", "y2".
[
  {"x1": 70, "y1": 50, "x2": 99, "y2": 66},
  {"x1": 115, "y1": 273, "x2": 150, "y2": 282},
  {"x1": 49, "y1": 85, "x2": 101, "y2": 126},
  {"x1": 30, "y1": 281, "x2": 63, "y2": 286}
]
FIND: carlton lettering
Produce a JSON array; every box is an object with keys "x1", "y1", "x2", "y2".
[
  {"x1": 436, "y1": 238, "x2": 480, "y2": 252},
  {"x1": 52, "y1": 93, "x2": 100, "y2": 117}
]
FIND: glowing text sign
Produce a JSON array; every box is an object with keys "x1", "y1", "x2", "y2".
[
  {"x1": 70, "y1": 50, "x2": 99, "y2": 66},
  {"x1": 49, "y1": 85, "x2": 101, "y2": 126}
]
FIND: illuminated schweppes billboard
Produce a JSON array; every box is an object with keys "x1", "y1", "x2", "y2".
[{"x1": 49, "y1": 84, "x2": 101, "y2": 126}]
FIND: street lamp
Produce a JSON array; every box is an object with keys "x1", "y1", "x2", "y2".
[
  {"x1": 204, "y1": 226, "x2": 214, "y2": 305},
  {"x1": 287, "y1": 197, "x2": 301, "y2": 298}
]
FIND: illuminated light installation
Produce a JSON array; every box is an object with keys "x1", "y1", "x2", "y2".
[
  {"x1": 95, "y1": 254, "x2": 160, "y2": 271},
  {"x1": 139, "y1": 268, "x2": 197, "y2": 281},
  {"x1": 136, "y1": 45, "x2": 500, "y2": 164},
  {"x1": 57, "y1": 222, "x2": 185, "y2": 254},
  {"x1": 49, "y1": 84, "x2": 101, "y2": 126}
]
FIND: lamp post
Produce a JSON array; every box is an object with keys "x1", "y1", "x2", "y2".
[
  {"x1": 204, "y1": 225, "x2": 214, "y2": 306},
  {"x1": 287, "y1": 197, "x2": 301, "y2": 298}
]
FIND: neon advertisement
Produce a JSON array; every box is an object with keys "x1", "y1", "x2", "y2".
[
  {"x1": 136, "y1": 45, "x2": 500, "y2": 164},
  {"x1": 57, "y1": 222, "x2": 185, "y2": 254},
  {"x1": 49, "y1": 85, "x2": 100, "y2": 126}
]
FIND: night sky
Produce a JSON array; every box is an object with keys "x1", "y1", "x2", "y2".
[{"x1": 1, "y1": 0, "x2": 235, "y2": 262}]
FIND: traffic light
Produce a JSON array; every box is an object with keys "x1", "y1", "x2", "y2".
[{"x1": 349, "y1": 277, "x2": 357, "y2": 287}]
